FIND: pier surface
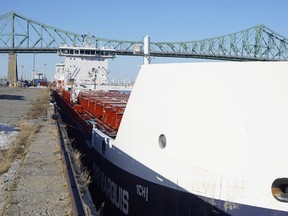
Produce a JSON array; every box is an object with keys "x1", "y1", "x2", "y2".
[
  {"x1": 0, "y1": 87, "x2": 41, "y2": 126},
  {"x1": 0, "y1": 87, "x2": 71, "y2": 215}
]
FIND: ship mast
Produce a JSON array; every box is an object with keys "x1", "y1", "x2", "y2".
[{"x1": 143, "y1": 36, "x2": 151, "y2": 65}]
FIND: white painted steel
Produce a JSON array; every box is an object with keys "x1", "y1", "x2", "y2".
[{"x1": 110, "y1": 61, "x2": 288, "y2": 212}]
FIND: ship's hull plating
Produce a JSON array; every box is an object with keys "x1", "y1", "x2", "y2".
[
  {"x1": 54, "y1": 91, "x2": 287, "y2": 215},
  {"x1": 53, "y1": 61, "x2": 288, "y2": 215},
  {"x1": 79, "y1": 136, "x2": 287, "y2": 216},
  {"x1": 91, "y1": 145, "x2": 287, "y2": 216}
]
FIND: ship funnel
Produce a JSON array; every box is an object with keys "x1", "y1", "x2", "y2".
[{"x1": 143, "y1": 35, "x2": 150, "y2": 65}]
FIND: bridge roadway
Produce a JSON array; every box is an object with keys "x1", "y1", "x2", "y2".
[
  {"x1": 0, "y1": 87, "x2": 96, "y2": 215},
  {"x1": 1, "y1": 11, "x2": 288, "y2": 86},
  {"x1": 0, "y1": 11, "x2": 288, "y2": 61}
]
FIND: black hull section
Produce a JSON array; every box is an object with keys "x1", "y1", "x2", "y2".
[
  {"x1": 85, "y1": 146, "x2": 288, "y2": 216},
  {"x1": 53, "y1": 91, "x2": 288, "y2": 216},
  {"x1": 88, "y1": 148, "x2": 229, "y2": 216}
]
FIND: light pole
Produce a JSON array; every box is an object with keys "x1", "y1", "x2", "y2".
[
  {"x1": 44, "y1": 63, "x2": 47, "y2": 79},
  {"x1": 21, "y1": 65, "x2": 24, "y2": 81}
]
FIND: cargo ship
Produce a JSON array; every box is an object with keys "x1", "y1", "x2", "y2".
[{"x1": 52, "y1": 39, "x2": 288, "y2": 215}]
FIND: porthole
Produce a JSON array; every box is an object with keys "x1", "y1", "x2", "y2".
[
  {"x1": 272, "y1": 178, "x2": 288, "y2": 202},
  {"x1": 101, "y1": 139, "x2": 106, "y2": 155},
  {"x1": 158, "y1": 134, "x2": 166, "y2": 149}
]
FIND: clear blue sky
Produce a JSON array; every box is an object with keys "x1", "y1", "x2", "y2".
[{"x1": 0, "y1": 0, "x2": 287, "y2": 81}]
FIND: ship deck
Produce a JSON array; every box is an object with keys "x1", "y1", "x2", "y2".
[{"x1": 67, "y1": 90, "x2": 130, "y2": 137}]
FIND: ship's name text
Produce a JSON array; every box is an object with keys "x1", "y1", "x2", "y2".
[
  {"x1": 136, "y1": 184, "x2": 149, "y2": 202},
  {"x1": 94, "y1": 164, "x2": 129, "y2": 215}
]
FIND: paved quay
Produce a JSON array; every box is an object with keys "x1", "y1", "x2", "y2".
[
  {"x1": 0, "y1": 87, "x2": 71, "y2": 215},
  {"x1": 0, "y1": 87, "x2": 41, "y2": 126}
]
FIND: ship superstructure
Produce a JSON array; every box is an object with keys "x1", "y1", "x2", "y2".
[{"x1": 55, "y1": 45, "x2": 116, "y2": 101}]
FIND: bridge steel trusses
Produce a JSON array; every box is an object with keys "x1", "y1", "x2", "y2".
[{"x1": 0, "y1": 11, "x2": 288, "y2": 61}]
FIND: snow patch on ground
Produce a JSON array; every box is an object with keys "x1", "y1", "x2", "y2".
[
  {"x1": 0, "y1": 158, "x2": 22, "y2": 212},
  {"x1": 0, "y1": 124, "x2": 19, "y2": 151}
]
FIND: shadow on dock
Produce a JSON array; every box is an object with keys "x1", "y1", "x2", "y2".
[{"x1": 0, "y1": 95, "x2": 25, "y2": 100}]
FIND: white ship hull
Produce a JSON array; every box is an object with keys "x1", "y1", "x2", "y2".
[
  {"x1": 55, "y1": 61, "x2": 288, "y2": 215},
  {"x1": 92, "y1": 61, "x2": 288, "y2": 215}
]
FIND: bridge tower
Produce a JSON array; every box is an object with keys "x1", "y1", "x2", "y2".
[{"x1": 7, "y1": 53, "x2": 18, "y2": 86}]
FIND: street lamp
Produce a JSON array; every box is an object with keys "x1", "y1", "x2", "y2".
[
  {"x1": 44, "y1": 63, "x2": 46, "y2": 78},
  {"x1": 21, "y1": 65, "x2": 24, "y2": 81}
]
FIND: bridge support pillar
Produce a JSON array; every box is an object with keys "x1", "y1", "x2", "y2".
[{"x1": 7, "y1": 52, "x2": 18, "y2": 86}]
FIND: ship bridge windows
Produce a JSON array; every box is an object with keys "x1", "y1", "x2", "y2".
[
  {"x1": 59, "y1": 47, "x2": 115, "y2": 58},
  {"x1": 61, "y1": 49, "x2": 69, "y2": 54},
  {"x1": 272, "y1": 178, "x2": 288, "y2": 202}
]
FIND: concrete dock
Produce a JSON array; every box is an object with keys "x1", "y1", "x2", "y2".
[{"x1": 0, "y1": 87, "x2": 71, "y2": 215}]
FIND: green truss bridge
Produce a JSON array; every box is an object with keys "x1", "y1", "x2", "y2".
[{"x1": 0, "y1": 11, "x2": 288, "y2": 61}]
